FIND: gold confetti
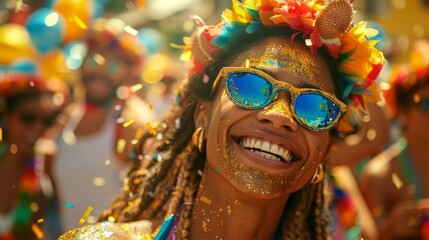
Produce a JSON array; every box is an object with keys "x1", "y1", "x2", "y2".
[
  {"x1": 130, "y1": 84, "x2": 143, "y2": 93},
  {"x1": 117, "y1": 139, "x2": 126, "y2": 153},
  {"x1": 392, "y1": 173, "x2": 403, "y2": 189},
  {"x1": 37, "y1": 218, "x2": 44, "y2": 223},
  {"x1": 79, "y1": 206, "x2": 93, "y2": 224},
  {"x1": 30, "y1": 202, "x2": 39, "y2": 212},
  {"x1": 0, "y1": 128, "x2": 2, "y2": 141},
  {"x1": 93, "y1": 177, "x2": 106, "y2": 186},
  {"x1": 93, "y1": 53, "x2": 105, "y2": 65},
  {"x1": 73, "y1": 13, "x2": 87, "y2": 29},
  {"x1": 200, "y1": 196, "x2": 212, "y2": 205},
  {"x1": 135, "y1": 128, "x2": 143, "y2": 139},
  {"x1": 107, "y1": 216, "x2": 116, "y2": 223},
  {"x1": 123, "y1": 119, "x2": 135, "y2": 128},
  {"x1": 149, "y1": 103, "x2": 154, "y2": 111},
  {"x1": 146, "y1": 123, "x2": 157, "y2": 135},
  {"x1": 31, "y1": 224, "x2": 43, "y2": 239},
  {"x1": 144, "y1": 233, "x2": 152, "y2": 240}
]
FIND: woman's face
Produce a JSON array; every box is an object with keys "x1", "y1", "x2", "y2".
[
  {"x1": 4, "y1": 95, "x2": 55, "y2": 158},
  {"x1": 81, "y1": 48, "x2": 137, "y2": 104},
  {"x1": 199, "y1": 37, "x2": 335, "y2": 199}
]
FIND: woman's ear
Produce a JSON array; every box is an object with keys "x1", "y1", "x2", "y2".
[{"x1": 194, "y1": 100, "x2": 212, "y2": 130}]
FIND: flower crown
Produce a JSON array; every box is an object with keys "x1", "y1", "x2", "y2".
[
  {"x1": 176, "y1": 0, "x2": 386, "y2": 132},
  {"x1": 0, "y1": 73, "x2": 45, "y2": 98}
]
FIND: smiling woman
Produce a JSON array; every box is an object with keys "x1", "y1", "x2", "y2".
[{"x1": 60, "y1": 0, "x2": 385, "y2": 239}]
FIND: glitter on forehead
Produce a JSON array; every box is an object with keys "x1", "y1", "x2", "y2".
[{"x1": 246, "y1": 44, "x2": 319, "y2": 84}]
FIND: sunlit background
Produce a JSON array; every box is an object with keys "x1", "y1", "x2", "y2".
[{"x1": 0, "y1": 0, "x2": 428, "y2": 86}]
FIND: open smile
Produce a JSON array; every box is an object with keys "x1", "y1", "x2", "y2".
[{"x1": 236, "y1": 136, "x2": 300, "y2": 165}]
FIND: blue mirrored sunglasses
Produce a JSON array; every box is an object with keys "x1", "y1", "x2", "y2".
[{"x1": 212, "y1": 67, "x2": 347, "y2": 131}]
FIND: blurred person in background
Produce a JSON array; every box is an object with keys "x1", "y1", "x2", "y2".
[
  {"x1": 0, "y1": 72, "x2": 64, "y2": 239},
  {"x1": 360, "y1": 38, "x2": 429, "y2": 239},
  {"x1": 140, "y1": 53, "x2": 183, "y2": 118},
  {"x1": 38, "y1": 17, "x2": 156, "y2": 235}
]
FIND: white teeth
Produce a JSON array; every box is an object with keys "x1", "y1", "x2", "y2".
[
  {"x1": 255, "y1": 140, "x2": 262, "y2": 149},
  {"x1": 261, "y1": 141, "x2": 270, "y2": 152},
  {"x1": 239, "y1": 137, "x2": 294, "y2": 162}
]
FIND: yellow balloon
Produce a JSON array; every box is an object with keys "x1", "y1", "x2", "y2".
[
  {"x1": 0, "y1": 24, "x2": 35, "y2": 64},
  {"x1": 54, "y1": 0, "x2": 90, "y2": 43}
]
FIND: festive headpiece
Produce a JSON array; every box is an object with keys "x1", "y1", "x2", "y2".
[
  {"x1": 85, "y1": 18, "x2": 145, "y2": 65},
  {"x1": 175, "y1": 0, "x2": 386, "y2": 132},
  {"x1": 384, "y1": 39, "x2": 429, "y2": 117},
  {"x1": 0, "y1": 73, "x2": 45, "y2": 99}
]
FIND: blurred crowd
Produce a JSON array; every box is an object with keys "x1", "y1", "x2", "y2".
[{"x1": 0, "y1": 0, "x2": 428, "y2": 239}]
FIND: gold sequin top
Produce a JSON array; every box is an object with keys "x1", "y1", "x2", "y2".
[{"x1": 58, "y1": 220, "x2": 153, "y2": 240}]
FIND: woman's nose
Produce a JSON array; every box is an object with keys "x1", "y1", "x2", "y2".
[{"x1": 256, "y1": 92, "x2": 299, "y2": 131}]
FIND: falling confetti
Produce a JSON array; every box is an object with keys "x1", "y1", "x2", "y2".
[
  {"x1": 200, "y1": 196, "x2": 212, "y2": 205},
  {"x1": 0, "y1": 128, "x2": 2, "y2": 141},
  {"x1": 72, "y1": 14, "x2": 87, "y2": 29},
  {"x1": 117, "y1": 139, "x2": 126, "y2": 153},
  {"x1": 37, "y1": 218, "x2": 44, "y2": 223},
  {"x1": 107, "y1": 216, "x2": 116, "y2": 223},
  {"x1": 149, "y1": 103, "x2": 154, "y2": 111},
  {"x1": 203, "y1": 74, "x2": 210, "y2": 83},
  {"x1": 392, "y1": 173, "x2": 403, "y2": 189},
  {"x1": 31, "y1": 224, "x2": 43, "y2": 239},
  {"x1": 124, "y1": 25, "x2": 138, "y2": 36},
  {"x1": 10, "y1": 144, "x2": 18, "y2": 154},
  {"x1": 64, "y1": 201, "x2": 75, "y2": 208},
  {"x1": 130, "y1": 84, "x2": 143, "y2": 93},
  {"x1": 123, "y1": 119, "x2": 135, "y2": 127},
  {"x1": 93, "y1": 177, "x2": 106, "y2": 187},
  {"x1": 146, "y1": 123, "x2": 157, "y2": 135},
  {"x1": 79, "y1": 206, "x2": 94, "y2": 224}
]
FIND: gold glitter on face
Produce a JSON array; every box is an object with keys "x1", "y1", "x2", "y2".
[
  {"x1": 246, "y1": 43, "x2": 319, "y2": 84},
  {"x1": 203, "y1": 36, "x2": 332, "y2": 199},
  {"x1": 263, "y1": 92, "x2": 294, "y2": 123}
]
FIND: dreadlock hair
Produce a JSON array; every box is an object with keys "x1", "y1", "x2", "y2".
[{"x1": 100, "y1": 27, "x2": 340, "y2": 239}]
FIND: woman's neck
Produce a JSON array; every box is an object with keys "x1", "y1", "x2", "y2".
[{"x1": 190, "y1": 166, "x2": 289, "y2": 239}]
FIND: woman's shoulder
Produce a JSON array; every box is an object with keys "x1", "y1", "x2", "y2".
[{"x1": 58, "y1": 220, "x2": 153, "y2": 240}]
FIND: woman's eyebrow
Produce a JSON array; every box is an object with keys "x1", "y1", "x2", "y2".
[{"x1": 297, "y1": 82, "x2": 321, "y2": 89}]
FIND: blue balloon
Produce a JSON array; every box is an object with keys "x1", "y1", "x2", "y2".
[
  {"x1": 91, "y1": 0, "x2": 105, "y2": 19},
  {"x1": 25, "y1": 8, "x2": 64, "y2": 54},
  {"x1": 9, "y1": 60, "x2": 38, "y2": 74},
  {"x1": 0, "y1": 60, "x2": 37, "y2": 74},
  {"x1": 138, "y1": 28, "x2": 166, "y2": 55}
]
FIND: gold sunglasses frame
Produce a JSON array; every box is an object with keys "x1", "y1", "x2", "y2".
[{"x1": 211, "y1": 67, "x2": 347, "y2": 131}]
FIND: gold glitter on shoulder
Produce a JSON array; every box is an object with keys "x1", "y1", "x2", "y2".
[{"x1": 58, "y1": 220, "x2": 153, "y2": 240}]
